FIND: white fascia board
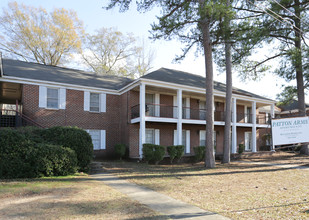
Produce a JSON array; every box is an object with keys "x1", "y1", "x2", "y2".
[
  {"x1": 214, "y1": 121, "x2": 225, "y2": 126},
  {"x1": 182, "y1": 119, "x2": 206, "y2": 125},
  {"x1": 1, "y1": 76, "x2": 277, "y2": 105},
  {"x1": 0, "y1": 76, "x2": 119, "y2": 95},
  {"x1": 145, "y1": 117, "x2": 177, "y2": 123},
  {"x1": 118, "y1": 79, "x2": 140, "y2": 94},
  {"x1": 131, "y1": 118, "x2": 140, "y2": 124},
  {"x1": 236, "y1": 123, "x2": 253, "y2": 127},
  {"x1": 256, "y1": 124, "x2": 270, "y2": 128}
]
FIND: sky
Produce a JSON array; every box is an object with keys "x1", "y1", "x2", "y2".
[{"x1": 0, "y1": 0, "x2": 295, "y2": 101}]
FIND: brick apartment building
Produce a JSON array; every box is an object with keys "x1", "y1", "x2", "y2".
[{"x1": 0, "y1": 59, "x2": 276, "y2": 158}]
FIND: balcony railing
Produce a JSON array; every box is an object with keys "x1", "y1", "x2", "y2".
[
  {"x1": 131, "y1": 104, "x2": 270, "y2": 125},
  {"x1": 236, "y1": 113, "x2": 252, "y2": 123}
]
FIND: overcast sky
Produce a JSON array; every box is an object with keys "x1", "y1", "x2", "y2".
[{"x1": 0, "y1": 0, "x2": 297, "y2": 101}]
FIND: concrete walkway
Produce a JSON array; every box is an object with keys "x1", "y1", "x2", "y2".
[
  {"x1": 90, "y1": 166, "x2": 229, "y2": 220},
  {"x1": 237, "y1": 160, "x2": 309, "y2": 171}
]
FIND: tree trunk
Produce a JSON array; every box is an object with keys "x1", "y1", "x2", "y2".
[
  {"x1": 222, "y1": 0, "x2": 232, "y2": 164},
  {"x1": 294, "y1": 0, "x2": 309, "y2": 155},
  {"x1": 199, "y1": 14, "x2": 215, "y2": 168}
]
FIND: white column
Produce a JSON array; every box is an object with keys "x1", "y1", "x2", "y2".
[
  {"x1": 177, "y1": 89, "x2": 182, "y2": 145},
  {"x1": 271, "y1": 103, "x2": 275, "y2": 118},
  {"x1": 232, "y1": 98, "x2": 237, "y2": 154},
  {"x1": 252, "y1": 101, "x2": 257, "y2": 153},
  {"x1": 139, "y1": 83, "x2": 146, "y2": 158},
  {"x1": 270, "y1": 103, "x2": 275, "y2": 151}
]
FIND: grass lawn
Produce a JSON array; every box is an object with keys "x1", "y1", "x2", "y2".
[
  {"x1": 0, "y1": 173, "x2": 168, "y2": 219},
  {"x1": 101, "y1": 152, "x2": 309, "y2": 220}
]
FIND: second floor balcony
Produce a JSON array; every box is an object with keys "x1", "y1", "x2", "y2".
[{"x1": 131, "y1": 104, "x2": 270, "y2": 125}]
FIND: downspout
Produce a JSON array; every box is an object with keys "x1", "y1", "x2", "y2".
[{"x1": 0, "y1": 52, "x2": 3, "y2": 77}]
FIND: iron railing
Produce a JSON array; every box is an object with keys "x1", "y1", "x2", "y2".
[
  {"x1": 131, "y1": 104, "x2": 270, "y2": 124},
  {"x1": 0, "y1": 109, "x2": 43, "y2": 128}
]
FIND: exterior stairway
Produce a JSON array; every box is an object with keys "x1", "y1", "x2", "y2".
[{"x1": 0, "y1": 109, "x2": 43, "y2": 128}]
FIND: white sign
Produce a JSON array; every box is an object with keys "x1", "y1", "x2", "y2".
[{"x1": 272, "y1": 116, "x2": 309, "y2": 146}]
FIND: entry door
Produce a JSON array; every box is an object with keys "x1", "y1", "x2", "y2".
[
  {"x1": 245, "y1": 132, "x2": 252, "y2": 151},
  {"x1": 199, "y1": 101, "x2": 206, "y2": 120},
  {"x1": 146, "y1": 94, "x2": 154, "y2": 116}
]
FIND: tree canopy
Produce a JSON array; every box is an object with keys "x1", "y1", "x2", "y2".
[
  {"x1": 81, "y1": 27, "x2": 154, "y2": 78},
  {"x1": 0, "y1": 2, "x2": 84, "y2": 66}
]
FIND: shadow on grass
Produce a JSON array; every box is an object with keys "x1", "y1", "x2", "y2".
[
  {"x1": 90, "y1": 167, "x2": 295, "y2": 182},
  {"x1": 1, "y1": 159, "x2": 307, "y2": 184},
  {"x1": 223, "y1": 201, "x2": 309, "y2": 214},
  {"x1": 0, "y1": 198, "x2": 170, "y2": 220}
]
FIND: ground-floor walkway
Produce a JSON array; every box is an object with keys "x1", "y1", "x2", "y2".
[
  {"x1": 237, "y1": 160, "x2": 309, "y2": 171},
  {"x1": 90, "y1": 162, "x2": 230, "y2": 220}
]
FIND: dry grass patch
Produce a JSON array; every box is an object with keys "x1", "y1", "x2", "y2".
[
  {"x1": 101, "y1": 154, "x2": 309, "y2": 220},
  {"x1": 0, "y1": 174, "x2": 168, "y2": 219},
  {"x1": 241, "y1": 151, "x2": 309, "y2": 166}
]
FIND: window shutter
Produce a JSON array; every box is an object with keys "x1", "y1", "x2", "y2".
[
  {"x1": 59, "y1": 88, "x2": 66, "y2": 109},
  {"x1": 199, "y1": 130, "x2": 206, "y2": 146},
  {"x1": 173, "y1": 130, "x2": 177, "y2": 145},
  {"x1": 155, "y1": 129, "x2": 160, "y2": 145},
  {"x1": 39, "y1": 86, "x2": 47, "y2": 108},
  {"x1": 100, "y1": 93, "x2": 106, "y2": 113},
  {"x1": 100, "y1": 130, "x2": 106, "y2": 149},
  {"x1": 84, "y1": 91, "x2": 90, "y2": 111},
  {"x1": 186, "y1": 130, "x2": 190, "y2": 153}
]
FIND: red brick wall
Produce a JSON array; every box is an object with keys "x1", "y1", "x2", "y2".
[
  {"x1": 22, "y1": 84, "x2": 268, "y2": 159},
  {"x1": 22, "y1": 84, "x2": 122, "y2": 158}
]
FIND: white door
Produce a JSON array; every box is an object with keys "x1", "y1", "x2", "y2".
[
  {"x1": 146, "y1": 94, "x2": 154, "y2": 116},
  {"x1": 199, "y1": 101, "x2": 206, "y2": 120},
  {"x1": 245, "y1": 132, "x2": 252, "y2": 151}
]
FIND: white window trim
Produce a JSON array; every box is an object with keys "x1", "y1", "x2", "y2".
[
  {"x1": 86, "y1": 129, "x2": 106, "y2": 150},
  {"x1": 174, "y1": 129, "x2": 190, "y2": 153},
  {"x1": 84, "y1": 91, "x2": 106, "y2": 113},
  {"x1": 245, "y1": 131, "x2": 252, "y2": 151},
  {"x1": 199, "y1": 130, "x2": 206, "y2": 146},
  {"x1": 145, "y1": 128, "x2": 160, "y2": 145},
  {"x1": 39, "y1": 85, "x2": 66, "y2": 110}
]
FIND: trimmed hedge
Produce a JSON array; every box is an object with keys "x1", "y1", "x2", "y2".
[
  {"x1": 167, "y1": 145, "x2": 185, "y2": 164},
  {"x1": 36, "y1": 144, "x2": 77, "y2": 177},
  {"x1": 0, "y1": 126, "x2": 92, "y2": 178},
  {"x1": 41, "y1": 127, "x2": 93, "y2": 172},
  {"x1": 114, "y1": 144, "x2": 126, "y2": 160},
  {"x1": 0, "y1": 128, "x2": 40, "y2": 178},
  {"x1": 193, "y1": 146, "x2": 206, "y2": 162},
  {"x1": 0, "y1": 128, "x2": 78, "y2": 178},
  {"x1": 238, "y1": 144, "x2": 245, "y2": 154},
  {"x1": 142, "y1": 144, "x2": 165, "y2": 164}
]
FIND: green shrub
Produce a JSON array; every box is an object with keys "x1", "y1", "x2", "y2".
[
  {"x1": 142, "y1": 144, "x2": 155, "y2": 163},
  {"x1": 36, "y1": 144, "x2": 77, "y2": 176},
  {"x1": 153, "y1": 145, "x2": 165, "y2": 165},
  {"x1": 193, "y1": 146, "x2": 205, "y2": 162},
  {"x1": 175, "y1": 145, "x2": 185, "y2": 163},
  {"x1": 17, "y1": 126, "x2": 44, "y2": 143},
  {"x1": 114, "y1": 144, "x2": 126, "y2": 160},
  {"x1": 0, "y1": 127, "x2": 80, "y2": 179},
  {"x1": 167, "y1": 145, "x2": 185, "y2": 164},
  {"x1": 167, "y1": 146, "x2": 177, "y2": 164},
  {"x1": 41, "y1": 127, "x2": 93, "y2": 172},
  {"x1": 0, "y1": 128, "x2": 37, "y2": 178},
  {"x1": 142, "y1": 144, "x2": 165, "y2": 164},
  {"x1": 238, "y1": 144, "x2": 245, "y2": 154}
]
